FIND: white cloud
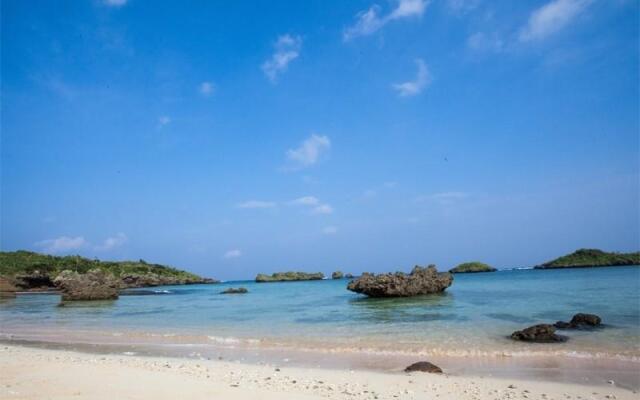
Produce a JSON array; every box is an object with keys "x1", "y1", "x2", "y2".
[
  {"x1": 519, "y1": 0, "x2": 592, "y2": 42},
  {"x1": 344, "y1": 0, "x2": 428, "y2": 41},
  {"x1": 223, "y1": 249, "x2": 242, "y2": 259},
  {"x1": 312, "y1": 204, "x2": 334, "y2": 215},
  {"x1": 36, "y1": 236, "x2": 87, "y2": 254},
  {"x1": 286, "y1": 134, "x2": 331, "y2": 169},
  {"x1": 289, "y1": 196, "x2": 320, "y2": 206},
  {"x1": 94, "y1": 233, "x2": 127, "y2": 251},
  {"x1": 104, "y1": 0, "x2": 127, "y2": 6},
  {"x1": 392, "y1": 59, "x2": 431, "y2": 97},
  {"x1": 467, "y1": 32, "x2": 504, "y2": 53},
  {"x1": 236, "y1": 200, "x2": 277, "y2": 209},
  {"x1": 322, "y1": 226, "x2": 338, "y2": 235},
  {"x1": 157, "y1": 116, "x2": 171, "y2": 128},
  {"x1": 261, "y1": 34, "x2": 302, "y2": 83},
  {"x1": 199, "y1": 81, "x2": 215, "y2": 97}
]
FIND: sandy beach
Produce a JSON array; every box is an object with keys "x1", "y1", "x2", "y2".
[{"x1": 0, "y1": 344, "x2": 636, "y2": 400}]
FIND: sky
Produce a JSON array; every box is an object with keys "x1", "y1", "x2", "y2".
[{"x1": 1, "y1": 0, "x2": 638, "y2": 280}]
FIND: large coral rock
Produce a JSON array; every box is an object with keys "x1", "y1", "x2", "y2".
[
  {"x1": 0, "y1": 276, "x2": 17, "y2": 298},
  {"x1": 54, "y1": 269, "x2": 119, "y2": 301},
  {"x1": 510, "y1": 324, "x2": 566, "y2": 343},
  {"x1": 346, "y1": 265, "x2": 453, "y2": 297}
]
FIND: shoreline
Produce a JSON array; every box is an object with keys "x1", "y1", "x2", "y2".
[{"x1": 1, "y1": 344, "x2": 637, "y2": 400}]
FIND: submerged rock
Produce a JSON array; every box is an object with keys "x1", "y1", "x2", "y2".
[
  {"x1": 346, "y1": 265, "x2": 453, "y2": 298},
  {"x1": 510, "y1": 324, "x2": 566, "y2": 343},
  {"x1": 0, "y1": 277, "x2": 17, "y2": 298},
  {"x1": 554, "y1": 313, "x2": 602, "y2": 329},
  {"x1": 255, "y1": 272, "x2": 324, "y2": 282},
  {"x1": 404, "y1": 361, "x2": 443, "y2": 374},
  {"x1": 332, "y1": 271, "x2": 344, "y2": 279},
  {"x1": 221, "y1": 287, "x2": 248, "y2": 294},
  {"x1": 53, "y1": 269, "x2": 120, "y2": 301}
]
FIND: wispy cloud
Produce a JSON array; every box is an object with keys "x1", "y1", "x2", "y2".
[
  {"x1": 261, "y1": 34, "x2": 302, "y2": 83},
  {"x1": 289, "y1": 196, "x2": 320, "y2": 206},
  {"x1": 103, "y1": 0, "x2": 127, "y2": 7},
  {"x1": 223, "y1": 249, "x2": 242, "y2": 259},
  {"x1": 322, "y1": 226, "x2": 338, "y2": 235},
  {"x1": 415, "y1": 191, "x2": 470, "y2": 204},
  {"x1": 236, "y1": 200, "x2": 277, "y2": 209},
  {"x1": 344, "y1": 0, "x2": 429, "y2": 41},
  {"x1": 157, "y1": 116, "x2": 171, "y2": 128},
  {"x1": 312, "y1": 204, "x2": 334, "y2": 215},
  {"x1": 392, "y1": 59, "x2": 431, "y2": 97},
  {"x1": 286, "y1": 134, "x2": 331, "y2": 169},
  {"x1": 519, "y1": 0, "x2": 592, "y2": 42},
  {"x1": 36, "y1": 236, "x2": 87, "y2": 254},
  {"x1": 446, "y1": 0, "x2": 481, "y2": 14},
  {"x1": 467, "y1": 32, "x2": 504, "y2": 53},
  {"x1": 199, "y1": 81, "x2": 215, "y2": 97},
  {"x1": 94, "y1": 233, "x2": 127, "y2": 251}
]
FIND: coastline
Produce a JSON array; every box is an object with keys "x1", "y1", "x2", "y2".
[{"x1": 1, "y1": 344, "x2": 637, "y2": 400}]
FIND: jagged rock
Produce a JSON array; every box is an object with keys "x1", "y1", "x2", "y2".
[
  {"x1": 510, "y1": 324, "x2": 566, "y2": 343},
  {"x1": 332, "y1": 271, "x2": 344, "y2": 279},
  {"x1": 404, "y1": 361, "x2": 443, "y2": 374},
  {"x1": 256, "y1": 272, "x2": 324, "y2": 282},
  {"x1": 0, "y1": 277, "x2": 17, "y2": 298},
  {"x1": 221, "y1": 287, "x2": 248, "y2": 294},
  {"x1": 346, "y1": 265, "x2": 453, "y2": 298},
  {"x1": 53, "y1": 269, "x2": 119, "y2": 301},
  {"x1": 554, "y1": 313, "x2": 602, "y2": 329}
]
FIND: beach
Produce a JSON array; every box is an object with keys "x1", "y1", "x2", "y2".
[{"x1": 1, "y1": 344, "x2": 637, "y2": 400}]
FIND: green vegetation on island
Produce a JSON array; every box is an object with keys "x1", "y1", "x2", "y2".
[
  {"x1": 535, "y1": 249, "x2": 640, "y2": 269},
  {"x1": 449, "y1": 262, "x2": 497, "y2": 273},
  {"x1": 255, "y1": 271, "x2": 324, "y2": 282},
  {"x1": 0, "y1": 250, "x2": 215, "y2": 290}
]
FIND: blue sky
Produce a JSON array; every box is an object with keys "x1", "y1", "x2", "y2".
[{"x1": 1, "y1": 0, "x2": 638, "y2": 280}]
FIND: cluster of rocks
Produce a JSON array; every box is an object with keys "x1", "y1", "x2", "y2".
[
  {"x1": 510, "y1": 313, "x2": 602, "y2": 343},
  {"x1": 347, "y1": 265, "x2": 453, "y2": 298},
  {"x1": 331, "y1": 271, "x2": 355, "y2": 279},
  {"x1": 220, "y1": 287, "x2": 248, "y2": 294}
]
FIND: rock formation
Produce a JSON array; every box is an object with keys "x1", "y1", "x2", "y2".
[
  {"x1": 554, "y1": 313, "x2": 602, "y2": 329},
  {"x1": 53, "y1": 269, "x2": 120, "y2": 301},
  {"x1": 449, "y1": 262, "x2": 497, "y2": 273},
  {"x1": 221, "y1": 287, "x2": 248, "y2": 294},
  {"x1": 255, "y1": 272, "x2": 324, "y2": 282},
  {"x1": 345, "y1": 273, "x2": 354, "y2": 279},
  {"x1": 346, "y1": 265, "x2": 453, "y2": 297},
  {"x1": 332, "y1": 271, "x2": 344, "y2": 279},
  {"x1": 404, "y1": 361, "x2": 443, "y2": 374},
  {"x1": 510, "y1": 324, "x2": 566, "y2": 343}
]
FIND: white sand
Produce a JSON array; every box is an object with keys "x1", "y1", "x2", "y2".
[{"x1": 0, "y1": 345, "x2": 636, "y2": 400}]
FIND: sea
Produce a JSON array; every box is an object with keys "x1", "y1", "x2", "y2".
[{"x1": 1, "y1": 266, "x2": 639, "y2": 387}]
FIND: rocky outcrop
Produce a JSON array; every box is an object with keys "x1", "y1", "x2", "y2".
[
  {"x1": 554, "y1": 313, "x2": 602, "y2": 329},
  {"x1": 449, "y1": 262, "x2": 497, "y2": 273},
  {"x1": 404, "y1": 361, "x2": 443, "y2": 374},
  {"x1": 53, "y1": 269, "x2": 120, "y2": 301},
  {"x1": 0, "y1": 277, "x2": 17, "y2": 298},
  {"x1": 510, "y1": 324, "x2": 566, "y2": 343},
  {"x1": 347, "y1": 265, "x2": 453, "y2": 298},
  {"x1": 221, "y1": 287, "x2": 248, "y2": 294},
  {"x1": 119, "y1": 273, "x2": 215, "y2": 289},
  {"x1": 12, "y1": 271, "x2": 55, "y2": 290},
  {"x1": 332, "y1": 271, "x2": 344, "y2": 279},
  {"x1": 345, "y1": 273, "x2": 354, "y2": 279},
  {"x1": 256, "y1": 272, "x2": 324, "y2": 282}
]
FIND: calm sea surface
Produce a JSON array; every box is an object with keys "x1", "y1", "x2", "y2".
[{"x1": 1, "y1": 267, "x2": 639, "y2": 366}]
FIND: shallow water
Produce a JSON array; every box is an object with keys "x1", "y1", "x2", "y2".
[{"x1": 1, "y1": 267, "x2": 639, "y2": 375}]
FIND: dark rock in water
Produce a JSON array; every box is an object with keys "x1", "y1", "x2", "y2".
[
  {"x1": 13, "y1": 272, "x2": 55, "y2": 290},
  {"x1": 53, "y1": 269, "x2": 119, "y2": 301},
  {"x1": 554, "y1": 313, "x2": 602, "y2": 329},
  {"x1": 510, "y1": 324, "x2": 566, "y2": 343},
  {"x1": 404, "y1": 361, "x2": 443, "y2": 374},
  {"x1": 221, "y1": 287, "x2": 248, "y2": 294},
  {"x1": 256, "y1": 272, "x2": 324, "y2": 282},
  {"x1": 345, "y1": 273, "x2": 354, "y2": 279},
  {"x1": 0, "y1": 276, "x2": 17, "y2": 298},
  {"x1": 332, "y1": 271, "x2": 344, "y2": 279},
  {"x1": 346, "y1": 265, "x2": 453, "y2": 298}
]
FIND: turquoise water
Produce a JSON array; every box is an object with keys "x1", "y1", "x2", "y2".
[{"x1": 1, "y1": 267, "x2": 639, "y2": 362}]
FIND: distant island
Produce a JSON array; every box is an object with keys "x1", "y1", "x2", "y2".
[
  {"x1": 0, "y1": 250, "x2": 216, "y2": 291},
  {"x1": 449, "y1": 262, "x2": 496, "y2": 273},
  {"x1": 535, "y1": 249, "x2": 640, "y2": 269},
  {"x1": 255, "y1": 271, "x2": 324, "y2": 282}
]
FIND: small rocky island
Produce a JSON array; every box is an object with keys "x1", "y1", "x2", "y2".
[
  {"x1": 449, "y1": 262, "x2": 496, "y2": 273},
  {"x1": 332, "y1": 271, "x2": 344, "y2": 279},
  {"x1": 0, "y1": 250, "x2": 217, "y2": 295},
  {"x1": 535, "y1": 248, "x2": 640, "y2": 269},
  {"x1": 347, "y1": 265, "x2": 453, "y2": 297},
  {"x1": 255, "y1": 271, "x2": 324, "y2": 282}
]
